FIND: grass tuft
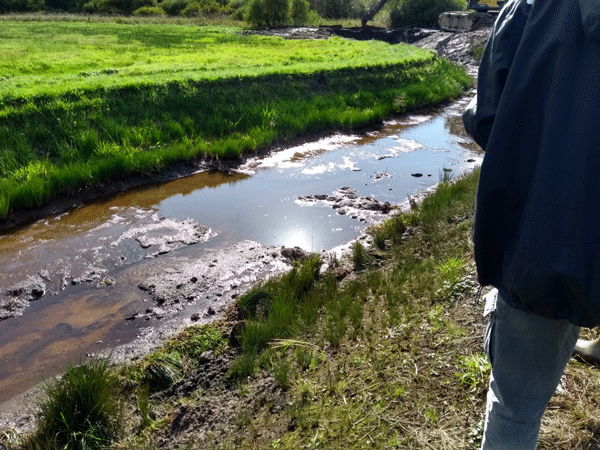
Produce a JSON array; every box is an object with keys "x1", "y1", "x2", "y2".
[{"x1": 25, "y1": 358, "x2": 120, "y2": 450}]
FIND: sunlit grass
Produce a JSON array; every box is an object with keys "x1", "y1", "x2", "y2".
[
  {"x1": 0, "y1": 21, "x2": 472, "y2": 219},
  {"x1": 0, "y1": 21, "x2": 431, "y2": 99}
]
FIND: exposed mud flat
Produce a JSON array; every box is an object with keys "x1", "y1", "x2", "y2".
[
  {"x1": 0, "y1": 212, "x2": 215, "y2": 322},
  {"x1": 297, "y1": 186, "x2": 393, "y2": 221}
]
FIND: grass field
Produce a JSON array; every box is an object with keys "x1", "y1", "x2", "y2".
[
  {"x1": 0, "y1": 19, "x2": 472, "y2": 220},
  {"x1": 0, "y1": 22, "x2": 428, "y2": 99}
]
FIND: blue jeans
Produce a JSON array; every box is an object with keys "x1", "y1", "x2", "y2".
[{"x1": 481, "y1": 290, "x2": 580, "y2": 449}]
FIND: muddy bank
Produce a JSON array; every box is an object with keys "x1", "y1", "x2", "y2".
[
  {"x1": 0, "y1": 180, "x2": 414, "y2": 437},
  {"x1": 0, "y1": 211, "x2": 215, "y2": 322}
]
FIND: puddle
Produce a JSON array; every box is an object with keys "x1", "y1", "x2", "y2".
[{"x1": 0, "y1": 97, "x2": 481, "y2": 405}]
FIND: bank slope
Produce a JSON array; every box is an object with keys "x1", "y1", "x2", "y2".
[{"x1": 0, "y1": 22, "x2": 472, "y2": 220}]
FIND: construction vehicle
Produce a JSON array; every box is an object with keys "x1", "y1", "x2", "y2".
[{"x1": 361, "y1": 0, "x2": 504, "y2": 31}]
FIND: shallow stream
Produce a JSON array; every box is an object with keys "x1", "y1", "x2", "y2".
[{"x1": 0, "y1": 97, "x2": 481, "y2": 406}]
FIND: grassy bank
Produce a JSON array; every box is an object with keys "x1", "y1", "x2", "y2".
[
  {"x1": 13, "y1": 170, "x2": 600, "y2": 450},
  {"x1": 0, "y1": 21, "x2": 471, "y2": 219}
]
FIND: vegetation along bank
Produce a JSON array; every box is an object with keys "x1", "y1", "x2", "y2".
[
  {"x1": 0, "y1": 21, "x2": 471, "y2": 221},
  {"x1": 6, "y1": 169, "x2": 600, "y2": 450}
]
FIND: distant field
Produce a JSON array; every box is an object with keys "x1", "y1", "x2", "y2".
[
  {"x1": 0, "y1": 21, "x2": 428, "y2": 99},
  {"x1": 0, "y1": 20, "x2": 472, "y2": 220}
]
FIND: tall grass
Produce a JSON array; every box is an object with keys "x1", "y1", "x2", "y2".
[
  {"x1": 0, "y1": 56, "x2": 471, "y2": 219},
  {"x1": 25, "y1": 358, "x2": 120, "y2": 450},
  {"x1": 228, "y1": 255, "x2": 324, "y2": 379}
]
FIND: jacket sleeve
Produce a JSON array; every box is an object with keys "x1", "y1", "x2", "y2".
[
  {"x1": 579, "y1": 0, "x2": 600, "y2": 42},
  {"x1": 462, "y1": 0, "x2": 530, "y2": 150}
]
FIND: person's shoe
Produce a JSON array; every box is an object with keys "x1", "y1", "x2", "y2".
[{"x1": 573, "y1": 337, "x2": 600, "y2": 364}]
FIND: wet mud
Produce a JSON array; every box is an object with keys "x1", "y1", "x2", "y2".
[
  {"x1": 297, "y1": 186, "x2": 393, "y2": 221},
  {"x1": 1, "y1": 211, "x2": 215, "y2": 322}
]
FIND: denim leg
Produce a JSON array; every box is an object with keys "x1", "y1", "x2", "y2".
[{"x1": 480, "y1": 292, "x2": 580, "y2": 450}]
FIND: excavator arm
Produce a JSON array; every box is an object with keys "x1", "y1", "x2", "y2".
[{"x1": 361, "y1": 0, "x2": 390, "y2": 27}]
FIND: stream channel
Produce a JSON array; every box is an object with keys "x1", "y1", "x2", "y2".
[{"x1": 0, "y1": 96, "x2": 481, "y2": 410}]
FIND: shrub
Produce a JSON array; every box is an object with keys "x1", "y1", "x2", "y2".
[
  {"x1": 246, "y1": 0, "x2": 289, "y2": 27},
  {"x1": 83, "y1": 0, "x2": 156, "y2": 14},
  {"x1": 180, "y1": 0, "x2": 201, "y2": 14},
  {"x1": 180, "y1": 0, "x2": 231, "y2": 16},
  {"x1": 290, "y1": 0, "x2": 310, "y2": 24},
  {"x1": 46, "y1": 0, "x2": 82, "y2": 12},
  {"x1": 246, "y1": 0, "x2": 266, "y2": 26},
  {"x1": 133, "y1": 4, "x2": 166, "y2": 14},
  {"x1": 0, "y1": 0, "x2": 43, "y2": 12},
  {"x1": 389, "y1": 0, "x2": 466, "y2": 28},
  {"x1": 158, "y1": 0, "x2": 190, "y2": 14},
  {"x1": 309, "y1": 0, "x2": 353, "y2": 19}
]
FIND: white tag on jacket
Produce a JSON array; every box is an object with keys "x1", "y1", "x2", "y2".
[{"x1": 483, "y1": 288, "x2": 498, "y2": 317}]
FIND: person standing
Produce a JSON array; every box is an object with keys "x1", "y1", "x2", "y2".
[{"x1": 463, "y1": 0, "x2": 600, "y2": 447}]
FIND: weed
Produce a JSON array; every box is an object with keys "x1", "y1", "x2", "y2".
[
  {"x1": 143, "y1": 352, "x2": 183, "y2": 392},
  {"x1": 394, "y1": 385, "x2": 406, "y2": 398},
  {"x1": 227, "y1": 352, "x2": 257, "y2": 381},
  {"x1": 439, "y1": 166, "x2": 454, "y2": 183},
  {"x1": 234, "y1": 409, "x2": 251, "y2": 428},
  {"x1": 136, "y1": 387, "x2": 153, "y2": 430},
  {"x1": 425, "y1": 407, "x2": 440, "y2": 424},
  {"x1": 295, "y1": 346, "x2": 313, "y2": 370},
  {"x1": 456, "y1": 353, "x2": 491, "y2": 394},
  {"x1": 374, "y1": 214, "x2": 406, "y2": 243},
  {"x1": 154, "y1": 322, "x2": 227, "y2": 364},
  {"x1": 436, "y1": 256, "x2": 466, "y2": 283},
  {"x1": 237, "y1": 289, "x2": 272, "y2": 318},
  {"x1": 468, "y1": 42, "x2": 486, "y2": 61},
  {"x1": 271, "y1": 359, "x2": 291, "y2": 389},
  {"x1": 323, "y1": 314, "x2": 347, "y2": 348}
]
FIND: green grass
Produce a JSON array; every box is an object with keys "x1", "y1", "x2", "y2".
[
  {"x1": 0, "y1": 20, "x2": 472, "y2": 220},
  {"x1": 0, "y1": 22, "x2": 433, "y2": 100},
  {"x1": 24, "y1": 358, "x2": 120, "y2": 450}
]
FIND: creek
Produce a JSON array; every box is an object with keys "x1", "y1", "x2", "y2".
[{"x1": 0, "y1": 96, "x2": 481, "y2": 407}]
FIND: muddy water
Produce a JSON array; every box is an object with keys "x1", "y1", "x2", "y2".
[{"x1": 0, "y1": 98, "x2": 481, "y2": 406}]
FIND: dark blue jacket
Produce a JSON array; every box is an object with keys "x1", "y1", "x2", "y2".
[{"x1": 463, "y1": 0, "x2": 600, "y2": 327}]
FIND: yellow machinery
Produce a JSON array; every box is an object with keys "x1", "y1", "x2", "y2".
[{"x1": 468, "y1": 0, "x2": 504, "y2": 11}]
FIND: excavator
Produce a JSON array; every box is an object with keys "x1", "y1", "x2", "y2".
[{"x1": 361, "y1": 0, "x2": 504, "y2": 31}]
